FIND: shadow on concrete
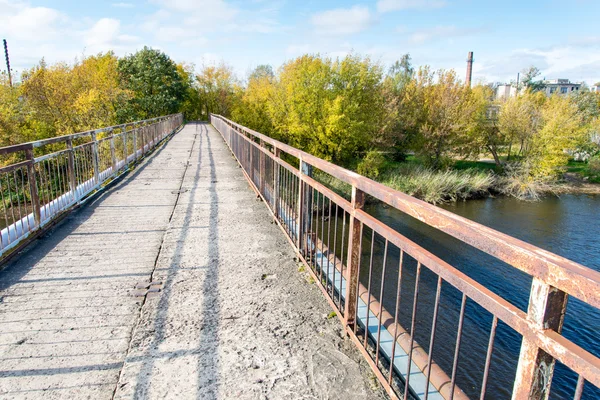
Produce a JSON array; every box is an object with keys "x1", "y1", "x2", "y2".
[{"x1": 132, "y1": 122, "x2": 221, "y2": 399}]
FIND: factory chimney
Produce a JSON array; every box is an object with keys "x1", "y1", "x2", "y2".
[
  {"x1": 3, "y1": 39, "x2": 11, "y2": 87},
  {"x1": 466, "y1": 51, "x2": 474, "y2": 88}
]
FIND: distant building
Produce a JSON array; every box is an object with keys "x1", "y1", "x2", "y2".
[
  {"x1": 494, "y1": 78, "x2": 583, "y2": 100},
  {"x1": 495, "y1": 84, "x2": 517, "y2": 100},
  {"x1": 542, "y1": 79, "x2": 582, "y2": 96},
  {"x1": 591, "y1": 84, "x2": 600, "y2": 93}
]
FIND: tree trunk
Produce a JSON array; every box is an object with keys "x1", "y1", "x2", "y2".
[{"x1": 487, "y1": 145, "x2": 501, "y2": 167}]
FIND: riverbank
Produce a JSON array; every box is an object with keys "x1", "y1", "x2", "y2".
[{"x1": 316, "y1": 158, "x2": 600, "y2": 205}]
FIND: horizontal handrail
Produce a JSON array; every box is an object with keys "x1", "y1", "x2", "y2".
[
  {"x1": 0, "y1": 113, "x2": 183, "y2": 260},
  {"x1": 0, "y1": 114, "x2": 180, "y2": 156},
  {"x1": 209, "y1": 114, "x2": 600, "y2": 308},
  {"x1": 210, "y1": 113, "x2": 600, "y2": 400}
]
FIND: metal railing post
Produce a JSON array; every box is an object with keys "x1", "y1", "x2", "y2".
[
  {"x1": 133, "y1": 123, "x2": 138, "y2": 161},
  {"x1": 123, "y1": 125, "x2": 128, "y2": 164},
  {"x1": 344, "y1": 186, "x2": 365, "y2": 328},
  {"x1": 259, "y1": 139, "x2": 265, "y2": 196},
  {"x1": 91, "y1": 132, "x2": 100, "y2": 185},
  {"x1": 25, "y1": 148, "x2": 41, "y2": 227},
  {"x1": 297, "y1": 160, "x2": 312, "y2": 255},
  {"x1": 66, "y1": 139, "x2": 77, "y2": 202},
  {"x1": 249, "y1": 134, "x2": 254, "y2": 183},
  {"x1": 273, "y1": 147, "x2": 280, "y2": 217},
  {"x1": 512, "y1": 278, "x2": 568, "y2": 399},
  {"x1": 110, "y1": 130, "x2": 117, "y2": 175}
]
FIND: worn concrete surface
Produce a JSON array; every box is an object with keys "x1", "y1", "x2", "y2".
[{"x1": 0, "y1": 123, "x2": 385, "y2": 399}]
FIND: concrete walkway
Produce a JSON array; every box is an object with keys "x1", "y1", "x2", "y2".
[{"x1": 0, "y1": 123, "x2": 384, "y2": 399}]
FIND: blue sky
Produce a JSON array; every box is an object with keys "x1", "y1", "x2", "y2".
[{"x1": 2, "y1": 0, "x2": 600, "y2": 84}]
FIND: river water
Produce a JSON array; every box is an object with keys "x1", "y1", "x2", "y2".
[{"x1": 361, "y1": 194, "x2": 600, "y2": 399}]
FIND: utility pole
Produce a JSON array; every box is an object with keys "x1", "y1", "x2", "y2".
[{"x1": 3, "y1": 39, "x2": 12, "y2": 87}]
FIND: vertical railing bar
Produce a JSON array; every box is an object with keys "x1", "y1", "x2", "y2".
[
  {"x1": 403, "y1": 261, "x2": 422, "y2": 400},
  {"x1": 309, "y1": 186, "x2": 316, "y2": 268},
  {"x1": 25, "y1": 148, "x2": 41, "y2": 229},
  {"x1": 7, "y1": 172, "x2": 17, "y2": 230},
  {"x1": 91, "y1": 132, "x2": 100, "y2": 185},
  {"x1": 425, "y1": 275, "x2": 443, "y2": 400},
  {"x1": 573, "y1": 375, "x2": 585, "y2": 400},
  {"x1": 364, "y1": 228, "x2": 376, "y2": 348},
  {"x1": 326, "y1": 195, "x2": 333, "y2": 292},
  {"x1": 319, "y1": 192, "x2": 326, "y2": 281},
  {"x1": 450, "y1": 293, "x2": 468, "y2": 400},
  {"x1": 13, "y1": 171, "x2": 23, "y2": 233},
  {"x1": 67, "y1": 139, "x2": 77, "y2": 203},
  {"x1": 19, "y1": 168, "x2": 30, "y2": 232},
  {"x1": 375, "y1": 239, "x2": 389, "y2": 366},
  {"x1": 353, "y1": 222, "x2": 364, "y2": 335},
  {"x1": 479, "y1": 316, "x2": 498, "y2": 400},
  {"x1": 0, "y1": 176, "x2": 9, "y2": 245},
  {"x1": 332, "y1": 203, "x2": 339, "y2": 301},
  {"x1": 110, "y1": 129, "x2": 117, "y2": 175},
  {"x1": 339, "y1": 211, "x2": 347, "y2": 309},
  {"x1": 57, "y1": 155, "x2": 66, "y2": 209}
]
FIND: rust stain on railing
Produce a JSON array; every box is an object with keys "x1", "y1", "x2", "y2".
[
  {"x1": 210, "y1": 113, "x2": 600, "y2": 400},
  {"x1": 0, "y1": 113, "x2": 183, "y2": 260}
]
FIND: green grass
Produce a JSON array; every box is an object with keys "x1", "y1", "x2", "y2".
[
  {"x1": 566, "y1": 159, "x2": 587, "y2": 174},
  {"x1": 453, "y1": 160, "x2": 499, "y2": 172},
  {"x1": 380, "y1": 164, "x2": 495, "y2": 204}
]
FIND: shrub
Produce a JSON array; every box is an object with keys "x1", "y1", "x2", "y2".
[
  {"x1": 381, "y1": 164, "x2": 494, "y2": 204},
  {"x1": 356, "y1": 150, "x2": 386, "y2": 179},
  {"x1": 589, "y1": 156, "x2": 600, "y2": 175}
]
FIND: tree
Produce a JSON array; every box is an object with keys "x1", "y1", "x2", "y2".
[
  {"x1": 498, "y1": 91, "x2": 545, "y2": 160},
  {"x1": 379, "y1": 54, "x2": 418, "y2": 160},
  {"x1": 196, "y1": 62, "x2": 239, "y2": 118},
  {"x1": 118, "y1": 47, "x2": 185, "y2": 120},
  {"x1": 267, "y1": 54, "x2": 384, "y2": 163},
  {"x1": 520, "y1": 66, "x2": 545, "y2": 93},
  {"x1": 528, "y1": 94, "x2": 584, "y2": 178},
  {"x1": 248, "y1": 65, "x2": 274, "y2": 82},
  {"x1": 20, "y1": 53, "x2": 129, "y2": 136},
  {"x1": 232, "y1": 65, "x2": 275, "y2": 135},
  {"x1": 176, "y1": 63, "x2": 203, "y2": 121},
  {"x1": 456, "y1": 85, "x2": 503, "y2": 166},
  {"x1": 410, "y1": 67, "x2": 476, "y2": 168}
]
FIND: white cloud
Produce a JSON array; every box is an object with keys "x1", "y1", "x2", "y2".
[
  {"x1": 407, "y1": 25, "x2": 484, "y2": 44},
  {"x1": 311, "y1": 6, "x2": 374, "y2": 35},
  {"x1": 0, "y1": 1, "x2": 67, "y2": 42},
  {"x1": 377, "y1": 0, "x2": 447, "y2": 13},
  {"x1": 111, "y1": 2, "x2": 134, "y2": 8},
  {"x1": 474, "y1": 43, "x2": 600, "y2": 85},
  {"x1": 85, "y1": 18, "x2": 140, "y2": 53}
]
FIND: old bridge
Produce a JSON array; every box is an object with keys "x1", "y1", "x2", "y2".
[{"x1": 0, "y1": 114, "x2": 598, "y2": 399}]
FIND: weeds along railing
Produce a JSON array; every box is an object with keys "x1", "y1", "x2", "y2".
[
  {"x1": 210, "y1": 114, "x2": 600, "y2": 400},
  {"x1": 0, "y1": 113, "x2": 183, "y2": 259}
]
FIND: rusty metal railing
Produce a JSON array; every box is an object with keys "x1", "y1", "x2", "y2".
[
  {"x1": 0, "y1": 113, "x2": 183, "y2": 259},
  {"x1": 210, "y1": 113, "x2": 600, "y2": 400}
]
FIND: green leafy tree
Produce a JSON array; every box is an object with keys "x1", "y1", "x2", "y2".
[
  {"x1": 267, "y1": 54, "x2": 384, "y2": 163},
  {"x1": 196, "y1": 62, "x2": 239, "y2": 118},
  {"x1": 528, "y1": 94, "x2": 584, "y2": 178},
  {"x1": 520, "y1": 66, "x2": 545, "y2": 93},
  {"x1": 118, "y1": 47, "x2": 185, "y2": 120},
  {"x1": 232, "y1": 65, "x2": 275, "y2": 135},
  {"x1": 176, "y1": 63, "x2": 203, "y2": 121}
]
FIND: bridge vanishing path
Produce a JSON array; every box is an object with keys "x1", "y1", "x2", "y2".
[{"x1": 0, "y1": 123, "x2": 384, "y2": 399}]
